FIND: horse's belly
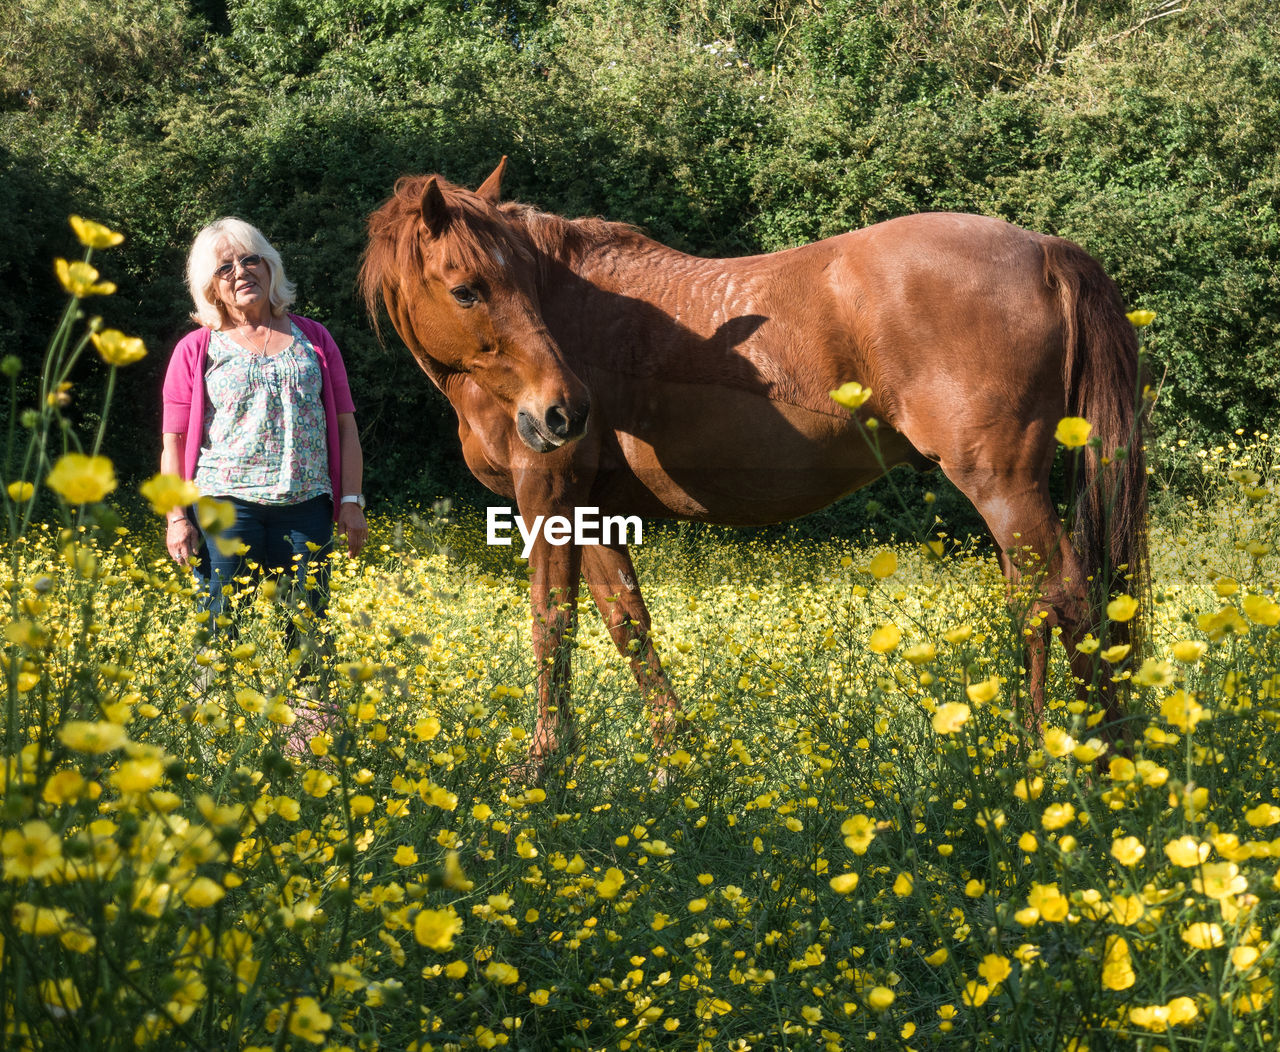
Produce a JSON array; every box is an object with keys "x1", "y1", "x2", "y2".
[{"x1": 606, "y1": 388, "x2": 913, "y2": 526}]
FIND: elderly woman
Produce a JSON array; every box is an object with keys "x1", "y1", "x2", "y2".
[{"x1": 161, "y1": 217, "x2": 367, "y2": 674}]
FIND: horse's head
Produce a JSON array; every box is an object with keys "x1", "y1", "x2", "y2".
[{"x1": 361, "y1": 158, "x2": 590, "y2": 452}]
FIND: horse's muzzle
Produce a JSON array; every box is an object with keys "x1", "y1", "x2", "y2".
[{"x1": 517, "y1": 401, "x2": 590, "y2": 452}]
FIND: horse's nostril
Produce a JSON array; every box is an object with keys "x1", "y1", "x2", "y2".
[{"x1": 545, "y1": 405, "x2": 570, "y2": 437}]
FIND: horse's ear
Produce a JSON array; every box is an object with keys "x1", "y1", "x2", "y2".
[
  {"x1": 475, "y1": 156, "x2": 508, "y2": 205},
  {"x1": 420, "y1": 177, "x2": 450, "y2": 238}
]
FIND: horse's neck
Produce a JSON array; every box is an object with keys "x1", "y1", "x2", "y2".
[{"x1": 570, "y1": 239, "x2": 723, "y2": 313}]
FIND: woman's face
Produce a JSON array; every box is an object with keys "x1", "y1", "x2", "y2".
[{"x1": 213, "y1": 243, "x2": 270, "y2": 318}]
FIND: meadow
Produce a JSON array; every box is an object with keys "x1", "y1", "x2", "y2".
[{"x1": 5, "y1": 226, "x2": 1280, "y2": 1051}]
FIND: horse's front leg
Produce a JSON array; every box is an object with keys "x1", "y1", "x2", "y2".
[
  {"x1": 526, "y1": 532, "x2": 583, "y2": 771},
  {"x1": 581, "y1": 542, "x2": 684, "y2": 751}
]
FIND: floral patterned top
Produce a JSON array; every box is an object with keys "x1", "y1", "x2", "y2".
[{"x1": 194, "y1": 322, "x2": 331, "y2": 504}]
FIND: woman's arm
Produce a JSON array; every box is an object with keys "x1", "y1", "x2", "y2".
[
  {"x1": 162, "y1": 432, "x2": 199, "y2": 566},
  {"x1": 335, "y1": 412, "x2": 367, "y2": 557}
]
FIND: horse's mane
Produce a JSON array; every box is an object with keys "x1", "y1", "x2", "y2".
[{"x1": 359, "y1": 174, "x2": 650, "y2": 333}]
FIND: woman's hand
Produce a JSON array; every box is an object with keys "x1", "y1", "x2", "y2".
[
  {"x1": 166, "y1": 516, "x2": 199, "y2": 566},
  {"x1": 337, "y1": 503, "x2": 367, "y2": 558}
]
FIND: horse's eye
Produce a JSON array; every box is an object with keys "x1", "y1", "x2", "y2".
[{"x1": 451, "y1": 285, "x2": 479, "y2": 306}]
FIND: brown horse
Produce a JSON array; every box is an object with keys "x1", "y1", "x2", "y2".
[{"x1": 361, "y1": 158, "x2": 1147, "y2": 771}]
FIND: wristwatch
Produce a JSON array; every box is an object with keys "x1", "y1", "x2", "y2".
[{"x1": 341, "y1": 494, "x2": 366, "y2": 509}]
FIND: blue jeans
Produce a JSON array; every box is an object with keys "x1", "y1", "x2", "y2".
[{"x1": 196, "y1": 494, "x2": 334, "y2": 661}]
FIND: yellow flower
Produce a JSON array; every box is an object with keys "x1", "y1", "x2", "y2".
[
  {"x1": 484, "y1": 961, "x2": 520, "y2": 985},
  {"x1": 830, "y1": 381, "x2": 873, "y2": 410},
  {"x1": 301, "y1": 769, "x2": 335, "y2": 798},
  {"x1": 841, "y1": 814, "x2": 877, "y2": 854},
  {"x1": 1043, "y1": 727, "x2": 1076, "y2": 759},
  {"x1": 1165, "y1": 837, "x2": 1211, "y2": 867},
  {"x1": 12, "y1": 902, "x2": 73, "y2": 936},
  {"x1": 932, "y1": 702, "x2": 970, "y2": 735},
  {"x1": 1181, "y1": 922, "x2": 1224, "y2": 950},
  {"x1": 6, "y1": 481, "x2": 34, "y2": 502},
  {"x1": 1231, "y1": 946, "x2": 1260, "y2": 971},
  {"x1": 40, "y1": 978, "x2": 82, "y2": 1014},
  {"x1": 111, "y1": 757, "x2": 165, "y2": 794},
  {"x1": 1198, "y1": 606, "x2": 1248, "y2": 641},
  {"x1": 70, "y1": 215, "x2": 124, "y2": 249},
  {"x1": 1193, "y1": 862, "x2": 1247, "y2": 901},
  {"x1": 1014, "y1": 775, "x2": 1044, "y2": 801},
  {"x1": 688, "y1": 897, "x2": 708, "y2": 913},
  {"x1": 54, "y1": 258, "x2": 116, "y2": 297},
  {"x1": 1245, "y1": 803, "x2": 1280, "y2": 828},
  {"x1": 868, "y1": 551, "x2": 897, "y2": 579},
  {"x1": 1110, "y1": 895, "x2": 1145, "y2": 926},
  {"x1": 1101, "y1": 935, "x2": 1135, "y2": 991},
  {"x1": 868, "y1": 623, "x2": 901, "y2": 654},
  {"x1": 42, "y1": 769, "x2": 88, "y2": 805},
  {"x1": 197, "y1": 495, "x2": 236, "y2": 534},
  {"x1": 1018, "y1": 832, "x2": 1038, "y2": 854},
  {"x1": 1111, "y1": 836, "x2": 1146, "y2": 866},
  {"x1": 596, "y1": 867, "x2": 625, "y2": 899},
  {"x1": 46, "y1": 453, "x2": 117, "y2": 504},
  {"x1": 1100, "y1": 643, "x2": 1130, "y2": 664},
  {"x1": 58, "y1": 719, "x2": 128, "y2": 754},
  {"x1": 1132, "y1": 657, "x2": 1174, "y2": 687},
  {"x1": 393, "y1": 845, "x2": 418, "y2": 866},
  {"x1": 287, "y1": 996, "x2": 333, "y2": 1045},
  {"x1": 902, "y1": 642, "x2": 937, "y2": 665},
  {"x1": 1041, "y1": 802, "x2": 1075, "y2": 831},
  {"x1": 961, "y1": 982, "x2": 990, "y2": 1007},
  {"x1": 866, "y1": 986, "x2": 895, "y2": 1010},
  {"x1": 1106, "y1": 594, "x2": 1139, "y2": 622},
  {"x1": 892, "y1": 872, "x2": 914, "y2": 896},
  {"x1": 829, "y1": 872, "x2": 859, "y2": 894},
  {"x1": 413, "y1": 907, "x2": 462, "y2": 951},
  {"x1": 1126, "y1": 309, "x2": 1157, "y2": 327},
  {"x1": 138, "y1": 473, "x2": 198, "y2": 519},
  {"x1": 182, "y1": 877, "x2": 226, "y2": 908},
  {"x1": 978, "y1": 954, "x2": 1012, "y2": 986},
  {"x1": 1026, "y1": 882, "x2": 1069, "y2": 923},
  {"x1": 1109, "y1": 756, "x2": 1135, "y2": 781},
  {"x1": 924, "y1": 947, "x2": 948, "y2": 966},
  {"x1": 2, "y1": 821, "x2": 63, "y2": 881},
  {"x1": 1170, "y1": 639, "x2": 1207, "y2": 663},
  {"x1": 1242, "y1": 593, "x2": 1280, "y2": 626},
  {"x1": 1055, "y1": 416, "x2": 1092, "y2": 448},
  {"x1": 1161, "y1": 690, "x2": 1206, "y2": 732},
  {"x1": 965, "y1": 677, "x2": 1000, "y2": 705},
  {"x1": 90, "y1": 329, "x2": 147, "y2": 367}
]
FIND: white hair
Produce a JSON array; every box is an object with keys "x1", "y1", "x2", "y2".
[{"x1": 186, "y1": 217, "x2": 296, "y2": 328}]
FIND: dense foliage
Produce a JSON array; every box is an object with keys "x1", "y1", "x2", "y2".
[{"x1": 3, "y1": 1, "x2": 1278, "y2": 513}]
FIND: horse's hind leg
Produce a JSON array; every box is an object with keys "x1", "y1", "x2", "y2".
[
  {"x1": 943, "y1": 467, "x2": 1103, "y2": 735},
  {"x1": 581, "y1": 543, "x2": 684, "y2": 750}
]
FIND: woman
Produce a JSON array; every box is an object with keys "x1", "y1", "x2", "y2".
[{"x1": 161, "y1": 217, "x2": 367, "y2": 677}]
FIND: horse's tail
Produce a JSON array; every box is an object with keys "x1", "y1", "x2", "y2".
[{"x1": 1043, "y1": 237, "x2": 1150, "y2": 648}]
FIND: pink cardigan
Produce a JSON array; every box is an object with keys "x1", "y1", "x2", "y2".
[{"x1": 161, "y1": 315, "x2": 356, "y2": 521}]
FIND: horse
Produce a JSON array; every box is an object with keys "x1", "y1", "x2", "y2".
[{"x1": 360, "y1": 158, "x2": 1148, "y2": 774}]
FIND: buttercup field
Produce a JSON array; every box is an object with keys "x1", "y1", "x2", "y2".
[{"x1": 6, "y1": 223, "x2": 1280, "y2": 1048}]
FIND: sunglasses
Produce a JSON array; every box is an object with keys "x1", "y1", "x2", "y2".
[{"x1": 213, "y1": 254, "x2": 263, "y2": 280}]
